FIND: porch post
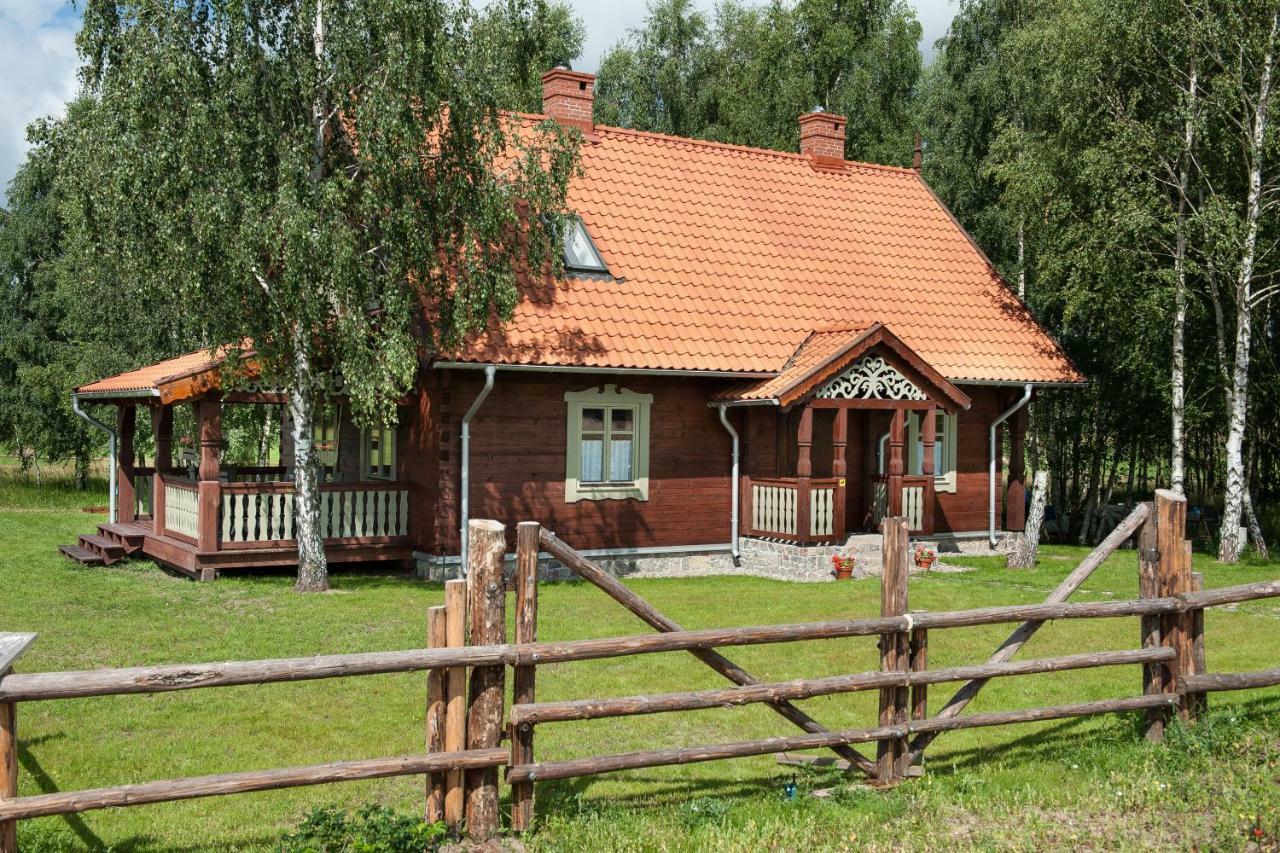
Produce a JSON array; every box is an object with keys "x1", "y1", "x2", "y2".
[
  {"x1": 152, "y1": 404, "x2": 173, "y2": 538},
  {"x1": 196, "y1": 393, "x2": 222, "y2": 563},
  {"x1": 795, "y1": 404, "x2": 813, "y2": 543},
  {"x1": 831, "y1": 407, "x2": 848, "y2": 539},
  {"x1": 888, "y1": 408, "x2": 905, "y2": 517},
  {"x1": 1005, "y1": 406, "x2": 1028, "y2": 532},
  {"x1": 920, "y1": 405, "x2": 937, "y2": 535},
  {"x1": 116, "y1": 405, "x2": 136, "y2": 524}
]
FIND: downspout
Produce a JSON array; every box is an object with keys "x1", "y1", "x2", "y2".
[
  {"x1": 989, "y1": 384, "x2": 1033, "y2": 550},
  {"x1": 72, "y1": 394, "x2": 117, "y2": 523},
  {"x1": 459, "y1": 365, "x2": 496, "y2": 573},
  {"x1": 717, "y1": 404, "x2": 741, "y2": 565}
]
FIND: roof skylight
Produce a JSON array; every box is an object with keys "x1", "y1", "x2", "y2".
[{"x1": 562, "y1": 216, "x2": 608, "y2": 273}]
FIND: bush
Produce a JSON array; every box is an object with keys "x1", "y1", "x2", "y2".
[{"x1": 280, "y1": 804, "x2": 447, "y2": 852}]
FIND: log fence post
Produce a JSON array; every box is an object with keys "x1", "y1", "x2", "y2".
[
  {"x1": 909, "y1": 616, "x2": 928, "y2": 769},
  {"x1": 510, "y1": 522, "x2": 540, "y2": 832},
  {"x1": 877, "y1": 516, "x2": 910, "y2": 784},
  {"x1": 0, "y1": 701, "x2": 14, "y2": 853},
  {"x1": 424, "y1": 606, "x2": 447, "y2": 823},
  {"x1": 1186, "y1": 570, "x2": 1207, "y2": 719},
  {"x1": 1154, "y1": 490, "x2": 1193, "y2": 725},
  {"x1": 1137, "y1": 501, "x2": 1165, "y2": 741},
  {"x1": 465, "y1": 520, "x2": 506, "y2": 840},
  {"x1": 442, "y1": 579, "x2": 467, "y2": 831}
]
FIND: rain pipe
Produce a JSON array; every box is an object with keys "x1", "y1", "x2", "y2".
[
  {"x1": 72, "y1": 395, "x2": 117, "y2": 523},
  {"x1": 459, "y1": 365, "x2": 496, "y2": 573},
  {"x1": 989, "y1": 384, "x2": 1033, "y2": 550},
  {"x1": 717, "y1": 404, "x2": 741, "y2": 564}
]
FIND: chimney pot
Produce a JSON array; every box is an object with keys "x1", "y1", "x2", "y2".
[
  {"x1": 798, "y1": 110, "x2": 847, "y2": 161},
  {"x1": 542, "y1": 67, "x2": 595, "y2": 132},
  {"x1": 912, "y1": 134, "x2": 923, "y2": 171}
]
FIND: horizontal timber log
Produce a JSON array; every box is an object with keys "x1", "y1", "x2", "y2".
[
  {"x1": 0, "y1": 748, "x2": 509, "y2": 821},
  {"x1": 1181, "y1": 668, "x2": 1280, "y2": 693},
  {"x1": 509, "y1": 648, "x2": 1175, "y2": 724},
  {"x1": 505, "y1": 694, "x2": 1177, "y2": 783},
  {"x1": 2, "y1": 579, "x2": 1277, "y2": 703}
]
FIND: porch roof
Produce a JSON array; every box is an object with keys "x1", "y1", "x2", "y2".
[
  {"x1": 712, "y1": 322, "x2": 972, "y2": 411},
  {"x1": 74, "y1": 346, "x2": 241, "y2": 404}
]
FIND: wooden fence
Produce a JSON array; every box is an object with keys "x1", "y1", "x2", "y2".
[{"x1": 1, "y1": 490, "x2": 1279, "y2": 848}]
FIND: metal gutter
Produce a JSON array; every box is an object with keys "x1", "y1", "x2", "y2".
[
  {"x1": 717, "y1": 404, "x2": 741, "y2": 564},
  {"x1": 459, "y1": 365, "x2": 496, "y2": 573},
  {"x1": 71, "y1": 395, "x2": 118, "y2": 523},
  {"x1": 989, "y1": 384, "x2": 1033, "y2": 549},
  {"x1": 433, "y1": 361, "x2": 775, "y2": 380},
  {"x1": 958, "y1": 379, "x2": 1085, "y2": 389},
  {"x1": 71, "y1": 388, "x2": 160, "y2": 401}
]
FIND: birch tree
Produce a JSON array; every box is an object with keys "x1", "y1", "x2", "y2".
[{"x1": 69, "y1": 0, "x2": 579, "y2": 590}]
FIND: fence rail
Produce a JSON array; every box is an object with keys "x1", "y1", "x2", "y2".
[{"x1": 2, "y1": 490, "x2": 1279, "y2": 850}]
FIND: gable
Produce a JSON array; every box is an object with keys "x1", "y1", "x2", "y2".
[{"x1": 816, "y1": 355, "x2": 926, "y2": 401}]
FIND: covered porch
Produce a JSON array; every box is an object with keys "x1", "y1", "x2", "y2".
[
  {"x1": 64, "y1": 349, "x2": 412, "y2": 580},
  {"x1": 717, "y1": 323, "x2": 974, "y2": 545}
]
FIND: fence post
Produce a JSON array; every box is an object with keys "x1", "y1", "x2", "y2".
[
  {"x1": 1137, "y1": 501, "x2": 1164, "y2": 741},
  {"x1": 465, "y1": 520, "x2": 506, "y2": 840},
  {"x1": 424, "y1": 605, "x2": 447, "y2": 824},
  {"x1": 1186, "y1": 568, "x2": 1207, "y2": 719},
  {"x1": 0, "y1": 701, "x2": 14, "y2": 853},
  {"x1": 442, "y1": 579, "x2": 467, "y2": 831},
  {"x1": 1153, "y1": 490, "x2": 1192, "y2": 724},
  {"x1": 510, "y1": 522, "x2": 540, "y2": 833},
  {"x1": 877, "y1": 516, "x2": 910, "y2": 785}
]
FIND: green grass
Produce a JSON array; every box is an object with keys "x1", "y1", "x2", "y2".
[{"x1": 1, "y1": 477, "x2": 1278, "y2": 850}]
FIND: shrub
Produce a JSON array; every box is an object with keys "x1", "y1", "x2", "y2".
[{"x1": 280, "y1": 804, "x2": 447, "y2": 852}]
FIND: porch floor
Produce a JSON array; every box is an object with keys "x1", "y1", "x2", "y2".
[{"x1": 58, "y1": 518, "x2": 414, "y2": 581}]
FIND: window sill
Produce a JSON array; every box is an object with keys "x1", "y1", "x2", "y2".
[{"x1": 565, "y1": 482, "x2": 649, "y2": 503}]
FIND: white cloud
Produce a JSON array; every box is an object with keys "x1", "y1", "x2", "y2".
[{"x1": 0, "y1": 0, "x2": 80, "y2": 202}]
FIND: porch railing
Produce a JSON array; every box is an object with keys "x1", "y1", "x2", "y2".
[
  {"x1": 744, "y1": 477, "x2": 842, "y2": 543},
  {"x1": 162, "y1": 478, "x2": 200, "y2": 541},
  {"x1": 220, "y1": 482, "x2": 410, "y2": 546},
  {"x1": 872, "y1": 475, "x2": 933, "y2": 534}
]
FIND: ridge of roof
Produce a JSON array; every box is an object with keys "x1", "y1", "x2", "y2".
[{"x1": 512, "y1": 110, "x2": 919, "y2": 176}]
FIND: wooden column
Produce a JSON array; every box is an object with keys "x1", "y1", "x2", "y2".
[
  {"x1": 877, "y1": 516, "x2": 910, "y2": 785},
  {"x1": 424, "y1": 606, "x2": 447, "y2": 823},
  {"x1": 887, "y1": 409, "x2": 905, "y2": 518},
  {"x1": 920, "y1": 405, "x2": 937, "y2": 535},
  {"x1": 1137, "y1": 501, "x2": 1164, "y2": 741},
  {"x1": 116, "y1": 405, "x2": 136, "y2": 524},
  {"x1": 510, "y1": 522, "x2": 540, "y2": 832},
  {"x1": 1006, "y1": 406, "x2": 1028, "y2": 532},
  {"x1": 0, "y1": 702, "x2": 14, "y2": 853},
  {"x1": 442, "y1": 579, "x2": 467, "y2": 830},
  {"x1": 1153, "y1": 490, "x2": 1193, "y2": 724},
  {"x1": 152, "y1": 405, "x2": 173, "y2": 538},
  {"x1": 195, "y1": 394, "x2": 222, "y2": 569},
  {"x1": 465, "y1": 520, "x2": 506, "y2": 840},
  {"x1": 795, "y1": 404, "x2": 813, "y2": 543},
  {"x1": 831, "y1": 409, "x2": 848, "y2": 539}
]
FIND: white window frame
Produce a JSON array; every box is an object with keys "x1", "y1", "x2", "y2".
[
  {"x1": 906, "y1": 410, "x2": 957, "y2": 493},
  {"x1": 313, "y1": 406, "x2": 341, "y2": 479},
  {"x1": 564, "y1": 385, "x2": 652, "y2": 502},
  {"x1": 360, "y1": 423, "x2": 397, "y2": 481}
]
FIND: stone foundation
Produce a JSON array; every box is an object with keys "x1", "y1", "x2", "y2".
[{"x1": 416, "y1": 532, "x2": 1007, "y2": 584}]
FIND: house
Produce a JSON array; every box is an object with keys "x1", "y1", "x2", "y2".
[{"x1": 60, "y1": 68, "x2": 1082, "y2": 581}]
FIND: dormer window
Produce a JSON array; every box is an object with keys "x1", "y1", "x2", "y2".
[{"x1": 562, "y1": 216, "x2": 608, "y2": 273}]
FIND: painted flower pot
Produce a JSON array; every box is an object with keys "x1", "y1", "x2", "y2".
[{"x1": 915, "y1": 555, "x2": 936, "y2": 570}]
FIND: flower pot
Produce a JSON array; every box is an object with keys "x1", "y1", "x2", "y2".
[
  {"x1": 915, "y1": 556, "x2": 936, "y2": 570},
  {"x1": 833, "y1": 565, "x2": 854, "y2": 581}
]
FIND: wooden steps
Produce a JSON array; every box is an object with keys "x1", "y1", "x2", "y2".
[{"x1": 58, "y1": 521, "x2": 151, "y2": 567}]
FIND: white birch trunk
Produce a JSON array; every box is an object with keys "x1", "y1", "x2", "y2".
[
  {"x1": 1218, "y1": 11, "x2": 1275, "y2": 562},
  {"x1": 1170, "y1": 53, "x2": 1197, "y2": 496},
  {"x1": 291, "y1": 334, "x2": 329, "y2": 591},
  {"x1": 1008, "y1": 470, "x2": 1048, "y2": 569}
]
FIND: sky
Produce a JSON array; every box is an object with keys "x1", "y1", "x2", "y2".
[{"x1": 0, "y1": 0, "x2": 958, "y2": 203}]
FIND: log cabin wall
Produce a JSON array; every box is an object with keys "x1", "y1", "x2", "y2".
[{"x1": 421, "y1": 370, "x2": 734, "y2": 555}]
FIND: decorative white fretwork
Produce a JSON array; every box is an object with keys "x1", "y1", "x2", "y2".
[{"x1": 816, "y1": 355, "x2": 926, "y2": 401}]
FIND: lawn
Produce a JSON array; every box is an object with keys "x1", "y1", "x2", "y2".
[{"x1": 1, "y1": 474, "x2": 1278, "y2": 851}]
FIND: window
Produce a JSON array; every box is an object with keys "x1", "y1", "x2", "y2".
[
  {"x1": 313, "y1": 407, "x2": 340, "y2": 479},
  {"x1": 361, "y1": 424, "x2": 397, "y2": 481},
  {"x1": 907, "y1": 410, "x2": 957, "y2": 493},
  {"x1": 564, "y1": 385, "x2": 652, "y2": 502},
  {"x1": 561, "y1": 216, "x2": 608, "y2": 273}
]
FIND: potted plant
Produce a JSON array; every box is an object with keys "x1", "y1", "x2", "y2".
[
  {"x1": 913, "y1": 543, "x2": 937, "y2": 570},
  {"x1": 831, "y1": 554, "x2": 856, "y2": 581}
]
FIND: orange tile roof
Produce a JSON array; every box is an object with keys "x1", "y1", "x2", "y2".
[
  {"x1": 76, "y1": 348, "x2": 227, "y2": 397},
  {"x1": 451, "y1": 122, "x2": 1083, "y2": 385},
  {"x1": 715, "y1": 322, "x2": 972, "y2": 410}
]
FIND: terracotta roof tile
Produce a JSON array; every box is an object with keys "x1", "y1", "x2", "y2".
[
  {"x1": 76, "y1": 348, "x2": 227, "y2": 396},
  {"x1": 452, "y1": 122, "x2": 1082, "y2": 384}
]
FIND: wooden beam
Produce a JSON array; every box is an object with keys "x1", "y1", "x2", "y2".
[
  {"x1": 1181, "y1": 668, "x2": 1280, "y2": 693},
  {"x1": 506, "y1": 695, "x2": 1177, "y2": 784},
  {"x1": 537, "y1": 527, "x2": 879, "y2": 777},
  {"x1": 117, "y1": 405, "x2": 137, "y2": 524},
  {"x1": 0, "y1": 637, "x2": 35, "y2": 678},
  {"x1": 0, "y1": 749, "x2": 510, "y2": 822}
]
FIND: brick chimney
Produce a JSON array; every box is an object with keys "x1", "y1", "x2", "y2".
[
  {"x1": 798, "y1": 108, "x2": 846, "y2": 161},
  {"x1": 542, "y1": 66, "x2": 595, "y2": 132}
]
